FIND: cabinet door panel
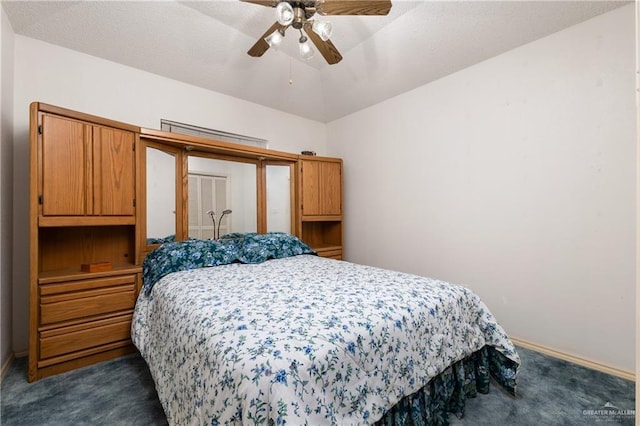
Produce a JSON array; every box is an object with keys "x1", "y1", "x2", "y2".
[
  {"x1": 320, "y1": 161, "x2": 341, "y2": 215},
  {"x1": 41, "y1": 115, "x2": 88, "y2": 216},
  {"x1": 301, "y1": 161, "x2": 321, "y2": 216},
  {"x1": 301, "y1": 160, "x2": 341, "y2": 216},
  {"x1": 94, "y1": 126, "x2": 135, "y2": 216}
]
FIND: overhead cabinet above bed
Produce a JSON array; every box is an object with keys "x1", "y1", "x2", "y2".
[{"x1": 28, "y1": 102, "x2": 344, "y2": 381}]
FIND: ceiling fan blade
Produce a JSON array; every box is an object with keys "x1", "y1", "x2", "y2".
[
  {"x1": 239, "y1": 0, "x2": 277, "y2": 8},
  {"x1": 316, "y1": 0, "x2": 392, "y2": 16},
  {"x1": 247, "y1": 22, "x2": 286, "y2": 57},
  {"x1": 303, "y1": 23, "x2": 343, "y2": 65}
]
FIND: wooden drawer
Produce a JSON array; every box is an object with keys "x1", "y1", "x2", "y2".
[
  {"x1": 39, "y1": 315, "x2": 132, "y2": 360},
  {"x1": 40, "y1": 275, "x2": 136, "y2": 325},
  {"x1": 316, "y1": 248, "x2": 342, "y2": 260}
]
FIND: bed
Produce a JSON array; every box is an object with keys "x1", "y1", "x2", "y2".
[{"x1": 132, "y1": 233, "x2": 520, "y2": 425}]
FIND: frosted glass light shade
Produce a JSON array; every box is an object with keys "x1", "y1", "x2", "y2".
[
  {"x1": 275, "y1": 2, "x2": 294, "y2": 26},
  {"x1": 312, "y1": 21, "x2": 332, "y2": 41},
  {"x1": 299, "y1": 38, "x2": 314, "y2": 60},
  {"x1": 264, "y1": 29, "x2": 284, "y2": 49}
]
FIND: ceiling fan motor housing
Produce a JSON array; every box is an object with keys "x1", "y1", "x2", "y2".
[
  {"x1": 288, "y1": 0, "x2": 319, "y2": 28},
  {"x1": 292, "y1": 7, "x2": 307, "y2": 29}
]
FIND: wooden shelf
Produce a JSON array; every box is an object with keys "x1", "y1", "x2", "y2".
[
  {"x1": 301, "y1": 215, "x2": 342, "y2": 222},
  {"x1": 313, "y1": 245, "x2": 342, "y2": 260},
  {"x1": 38, "y1": 264, "x2": 141, "y2": 285},
  {"x1": 312, "y1": 243, "x2": 342, "y2": 251},
  {"x1": 39, "y1": 216, "x2": 136, "y2": 227}
]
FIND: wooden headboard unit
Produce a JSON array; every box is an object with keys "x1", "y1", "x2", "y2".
[{"x1": 28, "y1": 101, "x2": 342, "y2": 381}]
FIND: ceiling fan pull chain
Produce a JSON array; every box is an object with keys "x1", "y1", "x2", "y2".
[{"x1": 289, "y1": 59, "x2": 294, "y2": 85}]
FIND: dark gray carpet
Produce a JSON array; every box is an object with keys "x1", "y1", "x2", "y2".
[{"x1": 1, "y1": 346, "x2": 635, "y2": 425}]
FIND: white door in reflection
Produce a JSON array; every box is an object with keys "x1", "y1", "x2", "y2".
[
  {"x1": 266, "y1": 165, "x2": 291, "y2": 233},
  {"x1": 188, "y1": 173, "x2": 229, "y2": 239}
]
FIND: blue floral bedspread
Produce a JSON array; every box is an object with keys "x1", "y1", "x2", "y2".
[{"x1": 132, "y1": 255, "x2": 520, "y2": 425}]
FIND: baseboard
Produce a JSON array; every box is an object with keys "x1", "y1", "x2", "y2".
[
  {"x1": 511, "y1": 337, "x2": 635, "y2": 382},
  {"x1": 1, "y1": 352, "x2": 15, "y2": 381}
]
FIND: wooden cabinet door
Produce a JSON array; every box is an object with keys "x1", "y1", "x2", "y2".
[
  {"x1": 301, "y1": 160, "x2": 322, "y2": 216},
  {"x1": 93, "y1": 126, "x2": 135, "y2": 216},
  {"x1": 319, "y1": 161, "x2": 341, "y2": 215},
  {"x1": 41, "y1": 114, "x2": 89, "y2": 216},
  {"x1": 300, "y1": 159, "x2": 342, "y2": 217},
  {"x1": 40, "y1": 114, "x2": 135, "y2": 217}
]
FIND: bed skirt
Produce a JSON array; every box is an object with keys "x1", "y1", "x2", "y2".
[{"x1": 375, "y1": 346, "x2": 518, "y2": 425}]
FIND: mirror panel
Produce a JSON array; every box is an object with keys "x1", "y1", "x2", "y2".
[
  {"x1": 188, "y1": 155, "x2": 257, "y2": 239},
  {"x1": 266, "y1": 164, "x2": 292, "y2": 233},
  {"x1": 146, "y1": 146, "x2": 177, "y2": 244}
]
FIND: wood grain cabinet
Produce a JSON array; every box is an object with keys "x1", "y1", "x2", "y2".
[
  {"x1": 298, "y1": 157, "x2": 343, "y2": 259},
  {"x1": 39, "y1": 113, "x2": 135, "y2": 221},
  {"x1": 29, "y1": 103, "x2": 142, "y2": 382}
]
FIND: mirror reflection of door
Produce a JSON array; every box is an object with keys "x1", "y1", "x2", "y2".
[
  {"x1": 266, "y1": 164, "x2": 291, "y2": 233},
  {"x1": 188, "y1": 173, "x2": 229, "y2": 239},
  {"x1": 187, "y1": 156, "x2": 258, "y2": 239}
]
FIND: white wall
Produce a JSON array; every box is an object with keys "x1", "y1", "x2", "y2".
[
  {"x1": 146, "y1": 147, "x2": 177, "y2": 239},
  {"x1": 327, "y1": 5, "x2": 636, "y2": 373},
  {"x1": 11, "y1": 36, "x2": 327, "y2": 354},
  {"x1": 635, "y1": 0, "x2": 639, "y2": 410},
  {"x1": 1, "y1": 6, "x2": 15, "y2": 371}
]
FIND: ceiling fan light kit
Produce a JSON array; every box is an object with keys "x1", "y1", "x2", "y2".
[
  {"x1": 312, "y1": 20, "x2": 332, "y2": 41},
  {"x1": 242, "y1": 0, "x2": 392, "y2": 65},
  {"x1": 298, "y1": 34, "x2": 315, "y2": 60},
  {"x1": 265, "y1": 28, "x2": 285, "y2": 48},
  {"x1": 276, "y1": 1, "x2": 295, "y2": 25}
]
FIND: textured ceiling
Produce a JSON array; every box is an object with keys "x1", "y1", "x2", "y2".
[{"x1": 2, "y1": 0, "x2": 630, "y2": 122}]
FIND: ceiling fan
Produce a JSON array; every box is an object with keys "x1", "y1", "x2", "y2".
[{"x1": 241, "y1": 0, "x2": 392, "y2": 65}]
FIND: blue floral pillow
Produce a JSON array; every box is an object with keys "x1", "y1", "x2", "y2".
[
  {"x1": 142, "y1": 239, "x2": 241, "y2": 295},
  {"x1": 142, "y1": 233, "x2": 316, "y2": 295},
  {"x1": 146, "y1": 234, "x2": 176, "y2": 245},
  {"x1": 227, "y1": 232, "x2": 316, "y2": 264}
]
